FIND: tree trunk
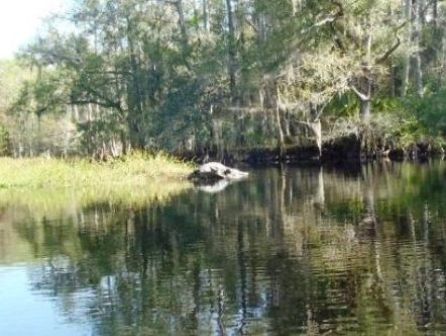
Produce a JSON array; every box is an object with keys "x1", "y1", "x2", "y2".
[
  {"x1": 401, "y1": 0, "x2": 412, "y2": 97},
  {"x1": 126, "y1": 18, "x2": 145, "y2": 149},
  {"x1": 275, "y1": 105, "x2": 286, "y2": 159},
  {"x1": 121, "y1": 130, "x2": 128, "y2": 156},
  {"x1": 309, "y1": 119, "x2": 322, "y2": 156},
  {"x1": 389, "y1": 62, "x2": 396, "y2": 97},
  {"x1": 414, "y1": 0, "x2": 424, "y2": 97},
  {"x1": 291, "y1": 0, "x2": 299, "y2": 16},
  {"x1": 351, "y1": 80, "x2": 372, "y2": 122},
  {"x1": 362, "y1": 29, "x2": 373, "y2": 121},
  {"x1": 174, "y1": 0, "x2": 189, "y2": 52},
  {"x1": 441, "y1": 23, "x2": 446, "y2": 87},
  {"x1": 225, "y1": 0, "x2": 237, "y2": 99},
  {"x1": 202, "y1": 0, "x2": 209, "y2": 31},
  {"x1": 433, "y1": 0, "x2": 438, "y2": 28},
  {"x1": 360, "y1": 98, "x2": 372, "y2": 122}
]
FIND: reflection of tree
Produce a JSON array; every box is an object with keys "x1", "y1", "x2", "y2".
[{"x1": 8, "y1": 162, "x2": 446, "y2": 335}]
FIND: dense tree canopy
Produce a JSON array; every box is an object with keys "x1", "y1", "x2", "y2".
[{"x1": 0, "y1": 0, "x2": 445, "y2": 159}]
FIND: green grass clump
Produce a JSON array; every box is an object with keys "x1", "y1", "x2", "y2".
[
  {"x1": 0, "y1": 152, "x2": 194, "y2": 189},
  {"x1": 0, "y1": 153, "x2": 195, "y2": 216}
]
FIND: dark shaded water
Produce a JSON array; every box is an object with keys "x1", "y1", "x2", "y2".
[{"x1": 1, "y1": 161, "x2": 446, "y2": 335}]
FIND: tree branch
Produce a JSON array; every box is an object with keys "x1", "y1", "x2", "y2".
[
  {"x1": 244, "y1": 18, "x2": 258, "y2": 33},
  {"x1": 376, "y1": 37, "x2": 401, "y2": 64},
  {"x1": 300, "y1": 0, "x2": 344, "y2": 35},
  {"x1": 349, "y1": 85, "x2": 370, "y2": 101}
]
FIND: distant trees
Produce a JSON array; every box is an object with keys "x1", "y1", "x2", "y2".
[{"x1": 2, "y1": 0, "x2": 445, "y2": 158}]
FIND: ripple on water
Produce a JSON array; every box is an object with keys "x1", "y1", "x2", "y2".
[{"x1": 2, "y1": 163, "x2": 446, "y2": 335}]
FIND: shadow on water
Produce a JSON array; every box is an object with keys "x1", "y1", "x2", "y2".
[{"x1": 1, "y1": 160, "x2": 446, "y2": 335}]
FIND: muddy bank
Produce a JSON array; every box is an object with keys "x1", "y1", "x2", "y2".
[{"x1": 177, "y1": 135, "x2": 444, "y2": 165}]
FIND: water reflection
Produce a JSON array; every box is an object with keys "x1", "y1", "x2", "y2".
[
  {"x1": 196, "y1": 179, "x2": 234, "y2": 194},
  {"x1": 1, "y1": 161, "x2": 446, "y2": 335}
]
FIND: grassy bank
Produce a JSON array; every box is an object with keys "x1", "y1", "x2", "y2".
[
  {"x1": 0, "y1": 152, "x2": 194, "y2": 189},
  {"x1": 0, "y1": 153, "x2": 195, "y2": 215}
]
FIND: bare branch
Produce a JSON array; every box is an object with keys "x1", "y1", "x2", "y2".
[
  {"x1": 244, "y1": 18, "x2": 258, "y2": 33},
  {"x1": 376, "y1": 37, "x2": 401, "y2": 64},
  {"x1": 226, "y1": 107, "x2": 267, "y2": 114},
  {"x1": 349, "y1": 85, "x2": 370, "y2": 101}
]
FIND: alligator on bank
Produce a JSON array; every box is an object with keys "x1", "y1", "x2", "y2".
[{"x1": 188, "y1": 162, "x2": 249, "y2": 185}]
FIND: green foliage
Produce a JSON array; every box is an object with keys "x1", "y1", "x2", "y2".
[
  {"x1": 1, "y1": 0, "x2": 445, "y2": 156},
  {"x1": 406, "y1": 90, "x2": 446, "y2": 139}
]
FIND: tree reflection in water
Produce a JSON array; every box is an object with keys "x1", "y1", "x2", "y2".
[{"x1": 5, "y1": 161, "x2": 446, "y2": 335}]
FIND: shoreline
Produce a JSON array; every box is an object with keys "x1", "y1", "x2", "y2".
[
  {"x1": 0, "y1": 153, "x2": 195, "y2": 216},
  {"x1": 179, "y1": 137, "x2": 445, "y2": 166},
  {"x1": 0, "y1": 152, "x2": 194, "y2": 190}
]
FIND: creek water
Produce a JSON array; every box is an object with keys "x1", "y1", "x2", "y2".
[{"x1": 1, "y1": 161, "x2": 446, "y2": 335}]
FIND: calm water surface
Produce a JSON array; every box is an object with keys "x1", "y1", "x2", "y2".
[{"x1": 1, "y1": 161, "x2": 446, "y2": 335}]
